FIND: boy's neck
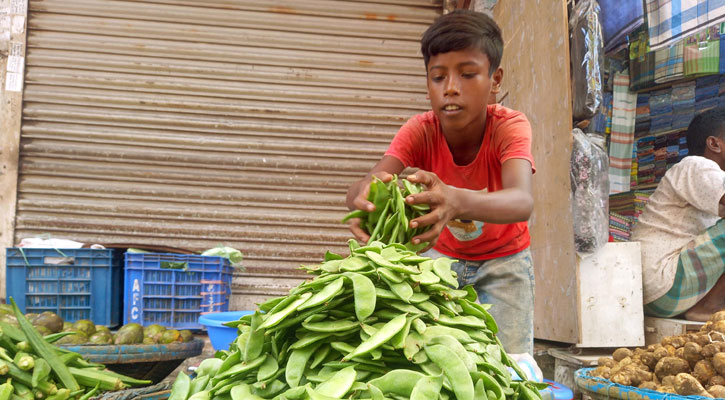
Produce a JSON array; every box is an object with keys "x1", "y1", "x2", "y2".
[
  {"x1": 443, "y1": 107, "x2": 488, "y2": 166},
  {"x1": 703, "y1": 150, "x2": 725, "y2": 170}
]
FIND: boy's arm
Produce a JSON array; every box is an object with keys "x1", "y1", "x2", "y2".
[{"x1": 406, "y1": 158, "x2": 533, "y2": 247}]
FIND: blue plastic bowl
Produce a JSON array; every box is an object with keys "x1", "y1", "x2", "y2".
[{"x1": 198, "y1": 311, "x2": 253, "y2": 351}]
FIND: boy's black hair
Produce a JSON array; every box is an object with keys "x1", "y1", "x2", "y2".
[
  {"x1": 686, "y1": 107, "x2": 725, "y2": 156},
  {"x1": 421, "y1": 10, "x2": 503, "y2": 76}
]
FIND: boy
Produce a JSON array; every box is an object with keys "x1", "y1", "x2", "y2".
[
  {"x1": 632, "y1": 107, "x2": 725, "y2": 322},
  {"x1": 346, "y1": 10, "x2": 535, "y2": 355}
]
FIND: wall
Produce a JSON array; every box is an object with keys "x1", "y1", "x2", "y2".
[{"x1": 0, "y1": 0, "x2": 27, "y2": 300}]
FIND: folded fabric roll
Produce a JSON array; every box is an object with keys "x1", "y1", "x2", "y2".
[
  {"x1": 696, "y1": 74, "x2": 720, "y2": 87},
  {"x1": 635, "y1": 121, "x2": 652, "y2": 134},
  {"x1": 601, "y1": 0, "x2": 644, "y2": 54},
  {"x1": 650, "y1": 104, "x2": 674, "y2": 116},
  {"x1": 673, "y1": 115, "x2": 694, "y2": 129},
  {"x1": 654, "y1": 41, "x2": 685, "y2": 83},
  {"x1": 695, "y1": 85, "x2": 720, "y2": 101},
  {"x1": 672, "y1": 81, "x2": 696, "y2": 99},
  {"x1": 696, "y1": 96, "x2": 720, "y2": 111},
  {"x1": 672, "y1": 99, "x2": 695, "y2": 111}
]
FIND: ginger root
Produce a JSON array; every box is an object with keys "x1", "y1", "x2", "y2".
[
  {"x1": 674, "y1": 373, "x2": 713, "y2": 397},
  {"x1": 693, "y1": 359, "x2": 717, "y2": 384},
  {"x1": 655, "y1": 357, "x2": 690, "y2": 380},
  {"x1": 708, "y1": 384, "x2": 725, "y2": 398},
  {"x1": 613, "y1": 348, "x2": 633, "y2": 362},
  {"x1": 713, "y1": 352, "x2": 725, "y2": 377}
]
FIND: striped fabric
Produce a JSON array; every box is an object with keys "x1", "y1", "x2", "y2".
[
  {"x1": 646, "y1": 0, "x2": 725, "y2": 51},
  {"x1": 720, "y1": 22, "x2": 725, "y2": 72},
  {"x1": 609, "y1": 71, "x2": 638, "y2": 194},
  {"x1": 684, "y1": 25, "x2": 721, "y2": 76},
  {"x1": 644, "y1": 219, "x2": 725, "y2": 318},
  {"x1": 655, "y1": 40, "x2": 685, "y2": 82}
]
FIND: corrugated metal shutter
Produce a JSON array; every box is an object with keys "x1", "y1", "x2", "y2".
[{"x1": 16, "y1": 0, "x2": 440, "y2": 308}]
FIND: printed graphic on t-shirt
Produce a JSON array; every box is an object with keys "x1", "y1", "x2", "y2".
[
  {"x1": 447, "y1": 219, "x2": 484, "y2": 241},
  {"x1": 445, "y1": 186, "x2": 487, "y2": 241}
]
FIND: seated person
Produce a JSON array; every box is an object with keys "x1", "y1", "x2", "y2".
[{"x1": 632, "y1": 107, "x2": 725, "y2": 321}]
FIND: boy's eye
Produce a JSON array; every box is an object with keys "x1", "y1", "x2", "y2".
[
  {"x1": 431, "y1": 75, "x2": 445, "y2": 82},
  {"x1": 462, "y1": 72, "x2": 477, "y2": 78}
]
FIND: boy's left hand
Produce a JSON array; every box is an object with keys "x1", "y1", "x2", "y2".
[{"x1": 404, "y1": 170, "x2": 461, "y2": 252}]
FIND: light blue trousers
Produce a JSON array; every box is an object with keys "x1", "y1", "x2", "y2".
[{"x1": 423, "y1": 248, "x2": 535, "y2": 355}]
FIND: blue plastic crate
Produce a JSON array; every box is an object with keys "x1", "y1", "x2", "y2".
[
  {"x1": 5, "y1": 248, "x2": 123, "y2": 326},
  {"x1": 124, "y1": 252, "x2": 233, "y2": 330}
]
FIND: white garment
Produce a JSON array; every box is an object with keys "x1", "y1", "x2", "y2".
[{"x1": 632, "y1": 156, "x2": 725, "y2": 303}]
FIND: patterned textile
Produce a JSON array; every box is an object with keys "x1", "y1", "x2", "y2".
[
  {"x1": 610, "y1": 212, "x2": 635, "y2": 242},
  {"x1": 644, "y1": 219, "x2": 725, "y2": 317},
  {"x1": 609, "y1": 71, "x2": 638, "y2": 194},
  {"x1": 630, "y1": 29, "x2": 656, "y2": 91},
  {"x1": 646, "y1": 0, "x2": 725, "y2": 51},
  {"x1": 600, "y1": 0, "x2": 645, "y2": 54},
  {"x1": 655, "y1": 40, "x2": 685, "y2": 82},
  {"x1": 684, "y1": 26, "x2": 721, "y2": 76}
]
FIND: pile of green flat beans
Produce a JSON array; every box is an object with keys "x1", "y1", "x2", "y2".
[
  {"x1": 342, "y1": 176, "x2": 430, "y2": 250},
  {"x1": 168, "y1": 240, "x2": 545, "y2": 400}
]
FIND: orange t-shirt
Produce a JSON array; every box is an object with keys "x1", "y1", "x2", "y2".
[{"x1": 385, "y1": 104, "x2": 535, "y2": 261}]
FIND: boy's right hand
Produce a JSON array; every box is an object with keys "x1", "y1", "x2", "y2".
[{"x1": 348, "y1": 217, "x2": 370, "y2": 244}]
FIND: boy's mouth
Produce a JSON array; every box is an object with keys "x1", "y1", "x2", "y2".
[{"x1": 442, "y1": 104, "x2": 463, "y2": 114}]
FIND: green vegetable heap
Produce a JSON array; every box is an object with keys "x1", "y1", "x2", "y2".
[
  {"x1": 342, "y1": 176, "x2": 430, "y2": 251},
  {"x1": 0, "y1": 300, "x2": 149, "y2": 400},
  {"x1": 168, "y1": 239, "x2": 545, "y2": 400}
]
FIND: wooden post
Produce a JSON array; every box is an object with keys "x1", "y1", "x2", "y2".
[
  {"x1": 493, "y1": 0, "x2": 578, "y2": 343},
  {"x1": 0, "y1": 0, "x2": 27, "y2": 299}
]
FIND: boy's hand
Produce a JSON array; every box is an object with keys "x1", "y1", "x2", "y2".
[
  {"x1": 348, "y1": 218, "x2": 371, "y2": 243},
  {"x1": 404, "y1": 170, "x2": 460, "y2": 252}
]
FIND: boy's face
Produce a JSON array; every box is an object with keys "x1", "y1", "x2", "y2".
[{"x1": 426, "y1": 48, "x2": 503, "y2": 133}]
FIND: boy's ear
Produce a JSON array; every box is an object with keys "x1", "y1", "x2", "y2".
[
  {"x1": 707, "y1": 136, "x2": 723, "y2": 153},
  {"x1": 491, "y1": 67, "x2": 504, "y2": 94}
]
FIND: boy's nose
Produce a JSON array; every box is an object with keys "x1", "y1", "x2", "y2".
[{"x1": 445, "y1": 78, "x2": 460, "y2": 96}]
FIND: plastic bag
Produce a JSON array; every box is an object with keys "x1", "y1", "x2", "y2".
[
  {"x1": 571, "y1": 129, "x2": 609, "y2": 256},
  {"x1": 202, "y1": 246, "x2": 244, "y2": 269},
  {"x1": 570, "y1": 0, "x2": 603, "y2": 121},
  {"x1": 509, "y1": 353, "x2": 544, "y2": 382}
]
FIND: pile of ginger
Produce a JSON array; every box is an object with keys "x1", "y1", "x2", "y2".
[{"x1": 592, "y1": 311, "x2": 725, "y2": 398}]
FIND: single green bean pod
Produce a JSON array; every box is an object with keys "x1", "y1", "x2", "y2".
[{"x1": 31, "y1": 359, "x2": 50, "y2": 388}]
